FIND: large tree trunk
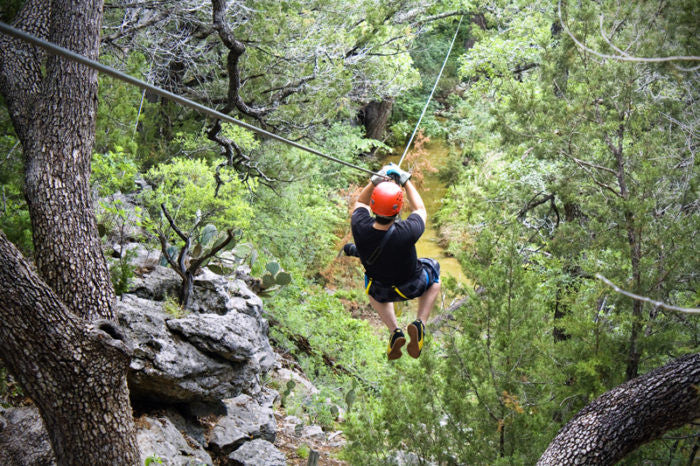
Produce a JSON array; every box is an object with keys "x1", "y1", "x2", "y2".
[
  {"x1": 538, "y1": 353, "x2": 700, "y2": 465},
  {"x1": 359, "y1": 98, "x2": 393, "y2": 142},
  {"x1": 0, "y1": 234, "x2": 138, "y2": 464},
  {"x1": 0, "y1": 0, "x2": 139, "y2": 462}
]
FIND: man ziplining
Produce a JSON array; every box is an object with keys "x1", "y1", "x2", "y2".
[{"x1": 344, "y1": 164, "x2": 441, "y2": 360}]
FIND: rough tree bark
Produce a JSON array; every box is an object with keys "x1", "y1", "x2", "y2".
[
  {"x1": 359, "y1": 98, "x2": 394, "y2": 142},
  {"x1": 538, "y1": 353, "x2": 700, "y2": 465},
  {"x1": 0, "y1": 0, "x2": 140, "y2": 463}
]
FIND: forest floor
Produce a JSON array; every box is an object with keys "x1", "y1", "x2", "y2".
[{"x1": 273, "y1": 408, "x2": 348, "y2": 465}]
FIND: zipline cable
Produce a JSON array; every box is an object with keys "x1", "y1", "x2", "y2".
[
  {"x1": 0, "y1": 21, "x2": 383, "y2": 178},
  {"x1": 397, "y1": 15, "x2": 463, "y2": 168}
]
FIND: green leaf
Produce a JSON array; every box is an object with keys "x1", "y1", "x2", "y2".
[
  {"x1": 200, "y1": 224, "x2": 218, "y2": 246},
  {"x1": 207, "y1": 264, "x2": 226, "y2": 275},
  {"x1": 232, "y1": 243, "x2": 253, "y2": 258},
  {"x1": 262, "y1": 273, "x2": 275, "y2": 288},
  {"x1": 345, "y1": 388, "x2": 356, "y2": 410},
  {"x1": 276, "y1": 271, "x2": 292, "y2": 286},
  {"x1": 266, "y1": 261, "x2": 280, "y2": 276}
]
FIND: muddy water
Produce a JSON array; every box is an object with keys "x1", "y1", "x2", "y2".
[{"x1": 384, "y1": 139, "x2": 468, "y2": 285}]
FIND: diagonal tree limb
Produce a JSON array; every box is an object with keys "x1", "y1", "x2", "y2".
[{"x1": 596, "y1": 274, "x2": 700, "y2": 314}]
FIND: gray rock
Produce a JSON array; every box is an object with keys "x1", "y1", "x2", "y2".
[
  {"x1": 118, "y1": 294, "x2": 270, "y2": 402},
  {"x1": 129, "y1": 265, "x2": 181, "y2": 301},
  {"x1": 158, "y1": 408, "x2": 211, "y2": 453},
  {"x1": 301, "y1": 425, "x2": 325, "y2": 441},
  {"x1": 166, "y1": 312, "x2": 274, "y2": 369},
  {"x1": 169, "y1": 269, "x2": 264, "y2": 318},
  {"x1": 117, "y1": 242, "x2": 160, "y2": 270},
  {"x1": 208, "y1": 394, "x2": 276, "y2": 456},
  {"x1": 271, "y1": 367, "x2": 319, "y2": 396},
  {"x1": 97, "y1": 191, "x2": 144, "y2": 241},
  {"x1": 0, "y1": 407, "x2": 55, "y2": 466},
  {"x1": 136, "y1": 414, "x2": 212, "y2": 466},
  {"x1": 227, "y1": 439, "x2": 286, "y2": 466}
]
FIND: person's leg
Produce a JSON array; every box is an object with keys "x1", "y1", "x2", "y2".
[
  {"x1": 369, "y1": 295, "x2": 405, "y2": 360},
  {"x1": 416, "y1": 281, "x2": 440, "y2": 323},
  {"x1": 407, "y1": 282, "x2": 440, "y2": 358},
  {"x1": 369, "y1": 295, "x2": 399, "y2": 331}
]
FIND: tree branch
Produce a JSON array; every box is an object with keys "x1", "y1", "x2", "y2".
[
  {"x1": 595, "y1": 274, "x2": 700, "y2": 314},
  {"x1": 557, "y1": 0, "x2": 700, "y2": 65},
  {"x1": 539, "y1": 353, "x2": 700, "y2": 464}
]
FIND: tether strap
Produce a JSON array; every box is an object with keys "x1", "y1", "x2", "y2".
[{"x1": 365, "y1": 224, "x2": 396, "y2": 266}]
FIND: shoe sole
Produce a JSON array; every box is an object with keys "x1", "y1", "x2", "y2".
[
  {"x1": 407, "y1": 324, "x2": 422, "y2": 358},
  {"x1": 388, "y1": 336, "x2": 406, "y2": 360}
]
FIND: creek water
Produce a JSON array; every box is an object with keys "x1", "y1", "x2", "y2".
[{"x1": 383, "y1": 139, "x2": 468, "y2": 285}]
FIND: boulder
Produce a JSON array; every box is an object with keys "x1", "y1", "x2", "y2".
[
  {"x1": 118, "y1": 292, "x2": 274, "y2": 402},
  {"x1": 189, "y1": 269, "x2": 263, "y2": 318},
  {"x1": 301, "y1": 425, "x2": 325, "y2": 441},
  {"x1": 129, "y1": 265, "x2": 181, "y2": 301},
  {"x1": 270, "y1": 367, "x2": 319, "y2": 397},
  {"x1": 208, "y1": 394, "x2": 276, "y2": 456},
  {"x1": 136, "y1": 414, "x2": 212, "y2": 466},
  {"x1": 228, "y1": 438, "x2": 286, "y2": 466},
  {"x1": 115, "y1": 242, "x2": 160, "y2": 271},
  {"x1": 0, "y1": 407, "x2": 55, "y2": 466},
  {"x1": 166, "y1": 312, "x2": 273, "y2": 367}
]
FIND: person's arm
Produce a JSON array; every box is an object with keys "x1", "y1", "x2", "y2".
[
  {"x1": 404, "y1": 180, "x2": 427, "y2": 224},
  {"x1": 353, "y1": 182, "x2": 374, "y2": 213}
]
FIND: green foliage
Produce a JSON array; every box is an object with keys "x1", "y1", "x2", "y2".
[
  {"x1": 110, "y1": 248, "x2": 136, "y2": 296},
  {"x1": 141, "y1": 157, "x2": 252, "y2": 251},
  {"x1": 0, "y1": 367, "x2": 24, "y2": 408},
  {"x1": 144, "y1": 454, "x2": 163, "y2": 466},
  {"x1": 424, "y1": 0, "x2": 700, "y2": 463},
  {"x1": 92, "y1": 149, "x2": 139, "y2": 196},
  {"x1": 250, "y1": 179, "x2": 344, "y2": 273},
  {"x1": 163, "y1": 296, "x2": 187, "y2": 319},
  {"x1": 280, "y1": 379, "x2": 296, "y2": 407},
  {"x1": 296, "y1": 444, "x2": 310, "y2": 459},
  {"x1": 0, "y1": 112, "x2": 32, "y2": 253},
  {"x1": 95, "y1": 53, "x2": 151, "y2": 157}
]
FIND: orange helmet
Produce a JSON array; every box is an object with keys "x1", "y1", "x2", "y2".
[{"x1": 370, "y1": 181, "x2": 403, "y2": 217}]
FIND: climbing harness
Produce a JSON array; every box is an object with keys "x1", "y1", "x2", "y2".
[
  {"x1": 0, "y1": 21, "x2": 382, "y2": 178},
  {"x1": 397, "y1": 15, "x2": 464, "y2": 168},
  {"x1": 365, "y1": 258, "x2": 440, "y2": 304}
]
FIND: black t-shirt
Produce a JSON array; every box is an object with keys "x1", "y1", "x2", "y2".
[{"x1": 351, "y1": 208, "x2": 424, "y2": 284}]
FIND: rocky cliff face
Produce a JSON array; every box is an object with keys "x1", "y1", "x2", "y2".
[
  {"x1": 0, "y1": 257, "x2": 286, "y2": 466},
  {"x1": 122, "y1": 266, "x2": 275, "y2": 403}
]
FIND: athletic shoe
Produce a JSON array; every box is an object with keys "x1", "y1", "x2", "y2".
[
  {"x1": 407, "y1": 320, "x2": 425, "y2": 358},
  {"x1": 387, "y1": 328, "x2": 406, "y2": 361}
]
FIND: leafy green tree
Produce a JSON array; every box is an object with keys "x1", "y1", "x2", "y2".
[
  {"x1": 432, "y1": 0, "x2": 698, "y2": 462},
  {"x1": 141, "y1": 157, "x2": 253, "y2": 307}
]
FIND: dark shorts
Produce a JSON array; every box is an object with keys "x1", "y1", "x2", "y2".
[{"x1": 365, "y1": 258, "x2": 440, "y2": 303}]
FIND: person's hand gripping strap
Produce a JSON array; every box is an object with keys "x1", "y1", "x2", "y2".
[
  {"x1": 385, "y1": 163, "x2": 411, "y2": 186},
  {"x1": 371, "y1": 165, "x2": 392, "y2": 185}
]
